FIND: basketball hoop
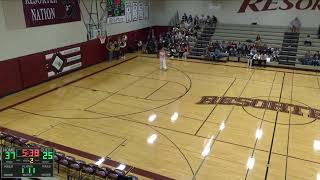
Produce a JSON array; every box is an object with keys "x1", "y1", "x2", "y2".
[{"x1": 98, "y1": 35, "x2": 106, "y2": 44}]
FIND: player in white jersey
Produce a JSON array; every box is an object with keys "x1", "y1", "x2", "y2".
[{"x1": 159, "y1": 46, "x2": 167, "y2": 71}]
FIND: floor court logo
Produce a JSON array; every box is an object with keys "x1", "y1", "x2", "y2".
[{"x1": 197, "y1": 96, "x2": 320, "y2": 119}]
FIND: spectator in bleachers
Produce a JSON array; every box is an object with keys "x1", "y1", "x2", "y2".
[
  {"x1": 188, "y1": 15, "x2": 193, "y2": 23},
  {"x1": 261, "y1": 53, "x2": 268, "y2": 62},
  {"x1": 206, "y1": 15, "x2": 213, "y2": 26},
  {"x1": 178, "y1": 44, "x2": 184, "y2": 59},
  {"x1": 207, "y1": 39, "x2": 278, "y2": 63},
  {"x1": 265, "y1": 46, "x2": 273, "y2": 56},
  {"x1": 200, "y1": 14, "x2": 206, "y2": 25},
  {"x1": 272, "y1": 48, "x2": 280, "y2": 62},
  {"x1": 262, "y1": 43, "x2": 268, "y2": 51},
  {"x1": 183, "y1": 44, "x2": 189, "y2": 60},
  {"x1": 144, "y1": 31, "x2": 158, "y2": 54},
  {"x1": 255, "y1": 34, "x2": 261, "y2": 45},
  {"x1": 249, "y1": 47, "x2": 257, "y2": 57},
  {"x1": 301, "y1": 50, "x2": 312, "y2": 65},
  {"x1": 247, "y1": 54, "x2": 253, "y2": 68},
  {"x1": 145, "y1": 13, "x2": 218, "y2": 59},
  {"x1": 228, "y1": 44, "x2": 237, "y2": 56},
  {"x1": 194, "y1": 15, "x2": 200, "y2": 30},
  {"x1": 311, "y1": 51, "x2": 320, "y2": 66},
  {"x1": 182, "y1": 13, "x2": 188, "y2": 22},
  {"x1": 212, "y1": 15, "x2": 217, "y2": 24},
  {"x1": 314, "y1": 51, "x2": 320, "y2": 60},
  {"x1": 236, "y1": 42, "x2": 244, "y2": 56},
  {"x1": 169, "y1": 44, "x2": 177, "y2": 58},
  {"x1": 290, "y1": 17, "x2": 301, "y2": 33},
  {"x1": 205, "y1": 46, "x2": 214, "y2": 61},
  {"x1": 304, "y1": 34, "x2": 312, "y2": 46},
  {"x1": 253, "y1": 51, "x2": 261, "y2": 61},
  {"x1": 214, "y1": 48, "x2": 228, "y2": 60}
]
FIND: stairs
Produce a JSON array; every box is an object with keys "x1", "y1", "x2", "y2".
[
  {"x1": 190, "y1": 26, "x2": 215, "y2": 58},
  {"x1": 279, "y1": 32, "x2": 300, "y2": 65}
]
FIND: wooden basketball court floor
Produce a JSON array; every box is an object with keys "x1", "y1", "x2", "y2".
[{"x1": 1, "y1": 54, "x2": 320, "y2": 180}]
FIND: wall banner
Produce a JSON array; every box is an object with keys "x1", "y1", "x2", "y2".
[
  {"x1": 138, "y1": 2, "x2": 144, "y2": 20},
  {"x1": 126, "y1": 2, "x2": 132, "y2": 23},
  {"x1": 22, "y1": 0, "x2": 81, "y2": 27},
  {"x1": 144, "y1": 4, "x2": 149, "y2": 19},
  {"x1": 106, "y1": 0, "x2": 126, "y2": 24},
  {"x1": 132, "y1": 2, "x2": 138, "y2": 21}
]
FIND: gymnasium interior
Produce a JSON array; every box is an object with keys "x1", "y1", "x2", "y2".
[{"x1": 1, "y1": 0, "x2": 320, "y2": 179}]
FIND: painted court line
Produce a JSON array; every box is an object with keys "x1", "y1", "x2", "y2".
[
  {"x1": 0, "y1": 56, "x2": 138, "y2": 112},
  {"x1": 0, "y1": 56, "x2": 174, "y2": 179},
  {"x1": 0, "y1": 120, "x2": 173, "y2": 180}
]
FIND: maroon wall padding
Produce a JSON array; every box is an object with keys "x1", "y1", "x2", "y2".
[
  {"x1": 107, "y1": 27, "x2": 150, "y2": 49},
  {"x1": 18, "y1": 53, "x2": 47, "y2": 88},
  {"x1": 0, "y1": 59, "x2": 23, "y2": 97},
  {"x1": 82, "y1": 39, "x2": 106, "y2": 67},
  {"x1": 43, "y1": 42, "x2": 83, "y2": 56},
  {"x1": 0, "y1": 26, "x2": 160, "y2": 98}
]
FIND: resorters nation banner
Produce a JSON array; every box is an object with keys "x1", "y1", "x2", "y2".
[{"x1": 22, "y1": 0, "x2": 81, "y2": 27}]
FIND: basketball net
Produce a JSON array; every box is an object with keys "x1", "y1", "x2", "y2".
[{"x1": 98, "y1": 35, "x2": 106, "y2": 44}]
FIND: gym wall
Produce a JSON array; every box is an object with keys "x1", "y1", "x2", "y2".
[
  {"x1": 0, "y1": 1, "x2": 87, "y2": 61},
  {"x1": 0, "y1": 0, "x2": 151, "y2": 97},
  {"x1": 151, "y1": 0, "x2": 320, "y2": 28},
  {"x1": 80, "y1": 0, "x2": 151, "y2": 36}
]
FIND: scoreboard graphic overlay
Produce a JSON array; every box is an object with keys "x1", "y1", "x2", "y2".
[
  {"x1": 107, "y1": 0, "x2": 126, "y2": 24},
  {"x1": 1, "y1": 147, "x2": 54, "y2": 178}
]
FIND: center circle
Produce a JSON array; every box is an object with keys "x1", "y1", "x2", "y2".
[{"x1": 241, "y1": 96, "x2": 317, "y2": 125}]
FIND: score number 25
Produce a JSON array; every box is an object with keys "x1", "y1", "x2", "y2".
[{"x1": 42, "y1": 151, "x2": 53, "y2": 160}]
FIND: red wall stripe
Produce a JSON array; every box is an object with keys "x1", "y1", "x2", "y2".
[
  {"x1": 0, "y1": 27, "x2": 165, "y2": 98},
  {"x1": 18, "y1": 53, "x2": 47, "y2": 88},
  {"x1": 0, "y1": 59, "x2": 23, "y2": 97}
]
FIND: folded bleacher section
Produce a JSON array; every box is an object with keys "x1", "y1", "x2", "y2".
[
  {"x1": 296, "y1": 27, "x2": 320, "y2": 69},
  {"x1": 190, "y1": 25, "x2": 216, "y2": 58},
  {"x1": 279, "y1": 32, "x2": 300, "y2": 65},
  {"x1": 213, "y1": 23, "x2": 286, "y2": 49}
]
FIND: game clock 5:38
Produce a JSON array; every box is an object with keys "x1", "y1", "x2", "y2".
[{"x1": 1, "y1": 147, "x2": 54, "y2": 178}]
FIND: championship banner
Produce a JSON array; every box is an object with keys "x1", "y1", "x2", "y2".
[
  {"x1": 132, "y1": 2, "x2": 138, "y2": 21},
  {"x1": 126, "y1": 2, "x2": 132, "y2": 23},
  {"x1": 45, "y1": 47, "x2": 82, "y2": 78},
  {"x1": 144, "y1": 4, "x2": 149, "y2": 20},
  {"x1": 22, "y1": 0, "x2": 81, "y2": 27},
  {"x1": 107, "y1": 0, "x2": 126, "y2": 24},
  {"x1": 138, "y1": 2, "x2": 144, "y2": 20}
]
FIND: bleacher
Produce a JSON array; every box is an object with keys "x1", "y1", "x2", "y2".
[
  {"x1": 212, "y1": 23, "x2": 286, "y2": 49},
  {"x1": 212, "y1": 24, "x2": 320, "y2": 68},
  {"x1": 278, "y1": 32, "x2": 299, "y2": 65},
  {"x1": 205, "y1": 23, "x2": 286, "y2": 62},
  {"x1": 190, "y1": 25, "x2": 216, "y2": 58},
  {"x1": 164, "y1": 18, "x2": 320, "y2": 70},
  {"x1": 297, "y1": 28, "x2": 320, "y2": 63}
]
